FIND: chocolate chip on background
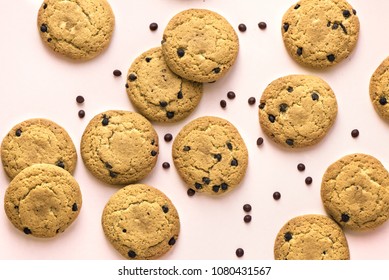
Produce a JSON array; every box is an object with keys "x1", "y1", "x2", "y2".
[
  {"x1": 187, "y1": 188, "x2": 196, "y2": 196},
  {"x1": 162, "y1": 162, "x2": 170, "y2": 169},
  {"x1": 273, "y1": 191, "x2": 281, "y2": 200},
  {"x1": 78, "y1": 110, "x2": 85, "y2": 118},
  {"x1": 113, "y1": 69, "x2": 122, "y2": 77},
  {"x1": 297, "y1": 163, "x2": 305, "y2": 171},
  {"x1": 243, "y1": 215, "x2": 252, "y2": 223},
  {"x1": 256, "y1": 137, "x2": 264, "y2": 146},
  {"x1": 238, "y1": 23, "x2": 247, "y2": 32},
  {"x1": 236, "y1": 248, "x2": 244, "y2": 257},
  {"x1": 149, "y1": 22, "x2": 158, "y2": 31},
  {"x1": 243, "y1": 204, "x2": 252, "y2": 212},
  {"x1": 220, "y1": 100, "x2": 227, "y2": 108},
  {"x1": 248, "y1": 97, "x2": 256, "y2": 105},
  {"x1": 76, "y1": 95, "x2": 84, "y2": 104},
  {"x1": 227, "y1": 91, "x2": 236, "y2": 99},
  {"x1": 305, "y1": 176, "x2": 313, "y2": 185},
  {"x1": 258, "y1": 21, "x2": 267, "y2": 30},
  {"x1": 351, "y1": 129, "x2": 359, "y2": 138},
  {"x1": 164, "y1": 133, "x2": 173, "y2": 142}
]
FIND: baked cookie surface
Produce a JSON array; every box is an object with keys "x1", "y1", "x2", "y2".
[
  {"x1": 321, "y1": 153, "x2": 389, "y2": 231},
  {"x1": 173, "y1": 116, "x2": 248, "y2": 195},
  {"x1": 274, "y1": 214, "x2": 350, "y2": 260},
  {"x1": 258, "y1": 75, "x2": 337, "y2": 148},
  {"x1": 80, "y1": 110, "x2": 159, "y2": 185},
  {"x1": 162, "y1": 9, "x2": 239, "y2": 83},
  {"x1": 102, "y1": 184, "x2": 180, "y2": 260},
  {"x1": 282, "y1": 0, "x2": 359, "y2": 68},
  {"x1": 1, "y1": 118, "x2": 77, "y2": 178},
  {"x1": 4, "y1": 164, "x2": 82, "y2": 238},
  {"x1": 126, "y1": 47, "x2": 203, "y2": 122},
  {"x1": 37, "y1": 0, "x2": 115, "y2": 60},
  {"x1": 370, "y1": 57, "x2": 389, "y2": 121}
]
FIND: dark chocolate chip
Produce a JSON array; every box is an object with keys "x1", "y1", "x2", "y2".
[
  {"x1": 14, "y1": 205, "x2": 19, "y2": 209},
  {"x1": 145, "y1": 57, "x2": 152, "y2": 63},
  {"x1": 40, "y1": 24, "x2": 48, "y2": 32},
  {"x1": 177, "y1": 91, "x2": 183, "y2": 99},
  {"x1": 244, "y1": 215, "x2": 252, "y2": 223},
  {"x1": 122, "y1": 229, "x2": 127, "y2": 233},
  {"x1": 202, "y1": 177, "x2": 211, "y2": 185},
  {"x1": 151, "y1": 150, "x2": 157, "y2": 156},
  {"x1": 187, "y1": 188, "x2": 196, "y2": 196},
  {"x1": 212, "y1": 185, "x2": 220, "y2": 193},
  {"x1": 177, "y1": 48, "x2": 185, "y2": 57},
  {"x1": 286, "y1": 139, "x2": 294, "y2": 146},
  {"x1": 159, "y1": 101, "x2": 168, "y2": 107},
  {"x1": 220, "y1": 100, "x2": 227, "y2": 108},
  {"x1": 105, "y1": 162, "x2": 112, "y2": 169},
  {"x1": 72, "y1": 203, "x2": 78, "y2": 211},
  {"x1": 332, "y1": 23, "x2": 339, "y2": 29},
  {"x1": 327, "y1": 21, "x2": 331, "y2": 27},
  {"x1": 311, "y1": 92, "x2": 319, "y2": 101},
  {"x1": 327, "y1": 54, "x2": 335, "y2": 62},
  {"x1": 162, "y1": 162, "x2": 170, "y2": 169},
  {"x1": 162, "y1": 205, "x2": 169, "y2": 213},
  {"x1": 248, "y1": 97, "x2": 256, "y2": 105},
  {"x1": 287, "y1": 86, "x2": 293, "y2": 93},
  {"x1": 168, "y1": 237, "x2": 176, "y2": 246},
  {"x1": 341, "y1": 213, "x2": 350, "y2": 222},
  {"x1": 297, "y1": 163, "x2": 305, "y2": 171},
  {"x1": 128, "y1": 250, "x2": 136, "y2": 258},
  {"x1": 125, "y1": 83, "x2": 129, "y2": 88},
  {"x1": 78, "y1": 110, "x2": 85, "y2": 118},
  {"x1": 243, "y1": 204, "x2": 252, "y2": 212},
  {"x1": 151, "y1": 139, "x2": 155, "y2": 145},
  {"x1": 231, "y1": 158, "x2": 238, "y2": 166},
  {"x1": 238, "y1": 23, "x2": 247, "y2": 32},
  {"x1": 43, "y1": 3, "x2": 47, "y2": 9},
  {"x1": 343, "y1": 10, "x2": 351, "y2": 18},
  {"x1": 379, "y1": 96, "x2": 387, "y2": 105},
  {"x1": 76, "y1": 95, "x2": 84, "y2": 103},
  {"x1": 273, "y1": 191, "x2": 281, "y2": 200},
  {"x1": 351, "y1": 129, "x2": 359, "y2": 138},
  {"x1": 268, "y1": 114, "x2": 276, "y2": 123},
  {"x1": 113, "y1": 69, "x2": 122, "y2": 77},
  {"x1": 109, "y1": 170, "x2": 118, "y2": 178},
  {"x1": 284, "y1": 232, "x2": 292, "y2": 241},
  {"x1": 164, "y1": 133, "x2": 173, "y2": 142},
  {"x1": 23, "y1": 227, "x2": 32, "y2": 235},
  {"x1": 214, "y1": 154, "x2": 222, "y2": 162},
  {"x1": 352, "y1": 9, "x2": 357, "y2": 15},
  {"x1": 236, "y1": 248, "x2": 244, "y2": 257},
  {"x1": 297, "y1": 47, "x2": 303, "y2": 56},
  {"x1": 15, "y1": 129, "x2": 22, "y2": 137},
  {"x1": 258, "y1": 22, "x2": 267, "y2": 30},
  {"x1": 221, "y1": 183, "x2": 228, "y2": 191},
  {"x1": 149, "y1": 22, "x2": 158, "y2": 31},
  {"x1": 256, "y1": 137, "x2": 264, "y2": 146},
  {"x1": 259, "y1": 103, "x2": 265, "y2": 109},
  {"x1": 294, "y1": 4, "x2": 300, "y2": 9},
  {"x1": 102, "y1": 115, "x2": 109, "y2": 126},
  {"x1": 194, "y1": 182, "x2": 202, "y2": 189},
  {"x1": 47, "y1": 38, "x2": 52, "y2": 42},
  {"x1": 128, "y1": 73, "x2": 137, "y2": 81},
  {"x1": 305, "y1": 176, "x2": 313, "y2": 185},
  {"x1": 213, "y1": 67, "x2": 221, "y2": 74},
  {"x1": 226, "y1": 142, "x2": 233, "y2": 150},
  {"x1": 166, "y1": 112, "x2": 175, "y2": 119},
  {"x1": 56, "y1": 161, "x2": 65, "y2": 169},
  {"x1": 279, "y1": 103, "x2": 288, "y2": 112},
  {"x1": 283, "y1": 23, "x2": 289, "y2": 32},
  {"x1": 227, "y1": 91, "x2": 236, "y2": 99},
  {"x1": 183, "y1": 146, "x2": 191, "y2": 151}
]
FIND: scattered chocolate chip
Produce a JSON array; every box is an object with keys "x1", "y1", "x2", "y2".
[
  {"x1": 231, "y1": 158, "x2": 238, "y2": 166},
  {"x1": 226, "y1": 142, "x2": 233, "y2": 150},
  {"x1": 327, "y1": 54, "x2": 335, "y2": 62},
  {"x1": 151, "y1": 150, "x2": 157, "y2": 156},
  {"x1": 76, "y1": 95, "x2": 84, "y2": 103},
  {"x1": 56, "y1": 161, "x2": 65, "y2": 169},
  {"x1": 297, "y1": 47, "x2": 303, "y2": 56},
  {"x1": 236, "y1": 248, "x2": 244, "y2": 257},
  {"x1": 213, "y1": 67, "x2": 221, "y2": 74},
  {"x1": 352, "y1": 9, "x2": 357, "y2": 15},
  {"x1": 212, "y1": 185, "x2": 220, "y2": 192},
  {"x1": 187, "y1": 188, "x2": 196, "y2": 196},
  {"x1": 113, "y1": 69, "x2": 122, "y2": 77},
  {"x1": 151, "y1": 139, "x2": 155, "y2": 145},
  {"x1": 162, "y1": 162, "x2": 170, "y2": 169},
  {"x1": 159, "y1": 101, "x2": 168, "y2": 107},
  {"x1": 40, "y1": 24, "x2": 48, "y2": 32},
  {"x1": 220, "y1": 100, "x2": 227, "y2": 108},
  {"x1": 177, "y1": 48, "x2": 185, "y2": 57},
  {"x1": 23, "y1": 228, "x2": 32, "y2": 235},
  {"x1": 102, "y1": 115, "x2": 109, "y2": 126},
  {"x1": 327, "y1": 21, "x2": 331, "y2": 27},
  {"x1": 294, "y1": 4, "x2": 300, "y2": 9},
  {"x1": 168, "y1": 237, "x2": 176, "y2": 246},
  {"x1": 15, "y1": 129, "x2": 22, "y2": 137},
  {"x1": 177, "y1": 91, "x2": 183, "y2": 99},
  {"x1": 194, "y1": 183, "x2": 202, "y2": 189},
  {"x1": 283, "y1": 23, "x2": 289, "y2": 32},
  {"x1": 125, "y1": 83, "x2": 129, "y2": 88},
  {"x1": 183, "y1": 146, "x2": 191, "y2": 151},
  {"x1": 243, "y1": 204, "x2": 252, "y2": 212},
  {"x1": 162, "y1": 205, "x2": 169, "y2": 213},
  {"x1": 305, "y1": 176, "x2": 313, "y2": 185},
  {"x1": 341, "y1": 213, "x2": 350, "y2": 222},
  {"x1": 221, "y1": 183, "x2": 228, "y2": 190},
  {"x1": 145, "y1": 57, "x2": 152, "y2": 63},
  {"x1": 202, "y1": 177, "x2": 211, "y2": 185},
  {"x1": 268, "y1": 114, "x2": 276, "y2": 123},
  {"x1": 238, "y1": 23, "x2": 247, "y2": 32},
  {"x1": 78, "y1": 110, "x2": 85, "y2": 118},
  {"x1": 244, "y1": 215, "x2": 252, "y2": 223},
  {"x1": 164, "y1": 133, "x2": 173, "y2": 142},
  {"x1": 258, "y1": 21, "x2": 267, "y2": 30},
  {"x1": 311, "y1": 92, "x2": 319, "y2": 101},
  {"x1": 122, "y1": 229, "x2": 127, "y2": 233},
  {"x1": 343, "y1": 10, "x2": 351, "y2": 18},
  {"x1": 128, "y1": 73, "x2": 137, "y2": 81},
  {"x1": 287, "y1": 86, "x2": 293, "y2": 93},
  {"x1": 43, "y1": 3, "x2": 47, "y2": 9},
  {"x1": 379, "y1": 96, "x2": 387, "y2": 105},
  {"x1": 72, "y1": 203, "x2": 78, "y2": 211},
  {"x1": 273, "y1": 191, "x2": 281, "y2": 200},
  {"x1": 286, "y1": 139, "x2": 294, "y2": 146},
  {"x1": 214, "y1": 154, "x2": 222, "y2": 162},
  {"x1": 279, "y1": 103, "x2": 288, "y2": 112},
  {"x1": 14, "y1": 205, "x2": 18, "y2": 209},
  {"x1": 256, "y1": 137, "x2": 264, "y2": 146},
  {"x1": 297, "y1": 163, "x2": 305, "y2": 171},
  {"x1": 351, "y1": 129, "x2": 359, "y2": 138},
  {"x1": 332, "y1": 23, "x2": 339, "y2": 29},
  {"x1": 166, "y1": 112, "x2": 175, "y2": 119},
  {"x1": 284, "y1": 232, "x2": 292, "y2": 241},
  {"x1": 227, "y1": 91, "x2": 236, "y2": 99},
  {"x1": 259, "y1": 103, "x2": 265, "y2": 109},
  {"x1": 128, "y1": 250, "x2": 136, "y2": 258},
  {"x1": 109, "y1": 170, "x2": 118, "y2": 178},
  {"x1": 105, "y1": 162, "x2": 113, "y2": 169},
  {"x1": 47, "y1": 38, "x2": 52, "y2": 42},
  {"x1": 248, "y1": 97, "x2": 256, "y2": 105},
  {"x1": 149, "y1": 22, "x2": 158, "y2": 31}
]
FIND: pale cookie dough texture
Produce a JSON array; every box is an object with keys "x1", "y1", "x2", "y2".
[
  {"x1": 282, "y1": 0, "x2": 359, "y2": 68},
  {"x1": 102, "y1": 184, "x2": 180, "y2": 260},
  {"x1": 321, "y1": 153, "x2": 389, "y2": 231},
  {"x1": 80, "y1": 110, "x2": 159, "y2": 185},
  {"x1": 1, "y1": 118, "x2": 77, "y2": 179},
  {"x1": 173, "y1": 116, "x2": 248, "y2": 195},
  {"x1": 370, "y1": 56, "x2": 389, "y2": 122},
  {"x1": 258, "y1": 75, "x2": 337, "y2": 148},
  {"x1": 126, "y1": 47, "x2": 203, "y2": 122},
  {"x1": 274, "y1": 215, "x2": 350, "y2": 260},
  {"x1": 37, "y1": 0, "x2": 115, "y2": 60},
  {"x1": 4, "y1": 164, "x2": 82, "y2": 238},
  {"x1": 161, "y1": 9, "x2": 239, "y2": 83}
]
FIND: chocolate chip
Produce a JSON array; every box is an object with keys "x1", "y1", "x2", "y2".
[
  {"x1": 162, "y1": 162, "x2": 170, "y2": 169},
  {"x1": 128, "y1": 73, "x2": 137, "y2": 81},
  {"x1": 145, "y1": 57, "x2": 152, "y2": 63},
  {"x1": 297, "y1": 163, "x2": 305, "y2": 171},
  {"x1": 351, "y1": 129, "x2": 359, "y2": 138},
  {"x1": 56, "y1": 161, "x2": 65, "y2": 169},
  {"x1": 177, "y1": 48, "x2": 185, "y2": 57},
  {"x1": 78, "y1": 110, "x2": 85, "y2": 118},
  {"x1": 149, "y1": 22, "x2": 158, "y2": 31},
  {"x1": 125, "y1": 83, "x2": 129, "y2": 88},
  {"x1": 279, "y1": 103, "x2": 288, "y2": 112},
  {"x1": 213, "y1": 67, "x2": 221, "y2": 74},
  {"x1": 162, "y1": 205, "x2": 169, "y2": 213},
  {"x1": 122, "y1": 229, "x2": 127, "y2": 233},
  {"x1": 43, "y1": 3, "x2": 47, "y2": 9},
  {"x1": 76, "y1": 95, "x2": 84, "y2": 103},
  {"x1": 212, "y1": 185, "x2": 220, "y2": 193},
  {"x1": 305, "y1": 176, "x2": 313, "y2": 185},
  {"x1": 47, "y1": 38, "x2": 52, "y2": 42},
  {"x1": 332, "y1": 23, "x2": 338, "y2": 29},
  {"x1": 244, "y1": 215, "x2": 252, "y2": 223},
  {"x1": 256, "y1": 137, "x2": 264, "y2": 146},
  {"x1": 102, "y1": 115, "x2": 109, "y2": 126},
  {"x1": 238, "y1": 24, "x2": 247, "y2": 32},
  {"x1": 220, "y1": 100, "x2": 227, "y2": 108},
  {"x1": 236, "y1": 248, "x2": 244, "y2": 257},
  {"x1": 259, "y1": 103, "x2": 265, "y2": 109},
  {"x1": 327, "y1": 54, "x2": 335, "y2": 62},
  {"x1": 40, "y1": 24, "x2": 48, "y2": 32},
  {"x1": 214, "y1": 154, "x2": 222, "y2": 162},
  {"x1": 177, "y1": 91, "x2": 183, "y2": 99},
  {"x1": 227, "y1": 91, "x2": 236, "y2": 99},
  {"x1": 226, "y1": 142, "x2": 233, "y2": 150},
  {"x1": 23, "y1": 227, "x2": 32, "y2": 235},
  {"x1": 187, "y1": 188, "x2": 196, "y2": 196},
  {"x1": 231, "y1": 158, "x2": 238, "y2": 166},
  {"x1": 221, "y1": 183, "x2": 228, "y2": 191},
  {"x1": 194, "y1": 182, "x2": 202, "y2": 189},
  {"x1": 327, "y1": 21, "x2": 331, "y2": 27},
  {"x1": 183, "y1": 146, "x2": 191, "y2": 151},
  {"x1": 151, "y1": 139, "x2": 155, "y2": 145},
  {"x1": 159, "y1": 101, "x2": 168, "y2": 107},
  {"x1": 379, "y1": 96, "x2": 387, "y2": 105},
  {"x1": 168, "y1": 237, "x2": 176, "y2": 246},
  {"x1": 15, "y1": 129, "x2": 22, "y2": 137},
  {"x1": 343, "y1": 10, "x2": 351, "y2": 18},
  {"x1": 258, "y1": 22, "x2": 267, "y2": 30},
  {"x1": 166, "y1": 112, "x2": 175, "y2": 119},
  {"x1": 109, "y1": 170, "x2": 118, "y2": 178},
  {"x1": 164, "y1": 133, "x2": 173, "y2": 142},
  {"x1": 297, "y1": 47, "x2": 303, "y2": 56},
  {"x1": 341, "y1": 213, "x2": 350, "y2": 222},
  {"x1": 248, "y1": 97, "x2": 256, "y2": 105},
  {"x1": 268, "y1": 114, "x2": 276, "y2": 123},
  {"x1": 151, "y1": 150, "x2": 157, "y2": 156},
  {"x1": 243, "y1": 204, "x2": 252, "y2": 212},
  {"x1": 273, "y1": 191, "x2": 281, "y2": 200},
  {"x1": 284, "y1": 232, "x2": 292, "y2": 241},
  {"x1": 311, "y1": 92, "x2": 319, "y2": 101},
  {"x1": 105, "y1": 162, "x2": 112, "y2": 169},
  {"x1": 352, "y1": 9, "x2": 357, "y2": 15},
  {"x1": 286, "y1": 139, "x2": 294, "y2": 146},
  {"x1": 72, "y1": 203, "x2": 78, "y2": 211},
  {"x1": 113, "y1": 69, "x2": 122, "y2": 77},
  {"x1": 287, "y1": 86, "x2": 293, "y2": 93},
  {"x1": 283, "y1": 23, "x2": 289, "y2": 32},
  {"x1": 202, "y1": 177, "x2": 211, "y2": 185},
  {"x1": 128, "y1": 250, "x2": 136, "y2": 258}
]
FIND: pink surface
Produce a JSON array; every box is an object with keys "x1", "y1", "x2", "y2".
[{"x1": 1, "y1": 0, "x2": 389, "y2": 259}]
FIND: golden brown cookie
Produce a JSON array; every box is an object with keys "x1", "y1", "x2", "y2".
[
  {"x1": 4, "y1": 164, "x2": 82, "y2": 238},
  {"x1": 162, "y1": 9, "x2": 239, "y2": 83},
  {"x1": 258, "y1": 75, "x2": 338, "y2": 148},
  {"x1": 102, "y1": 184, "x2": 180, "y2": 260},
  {"x1": 282, "y1": 0, "x2": 359, "y2": 68},
  {"x1": 172, "y1": 116, "x2": 248, "y2": 195},
  {"x1": 370, "y1": 56, "x2": 389, "y2": 121},
  {"x1": 274, "y1": 215, "x2": 350, "y2": 260},
  {"x1": 1, "y1": 118, "x2": 77, "y2": 179},
  {"x1": 37, "y1": 0, "x2": 115, "y2": 60},
  {"x1": 321, "y1": 153, "x2": 389, "y2": 231},
  {"x1": 126, "y1": 47, "x2": 203, "y2": 122},
  {"x1": 80, "y1": 110, "x2": 159, "y2": 185}
]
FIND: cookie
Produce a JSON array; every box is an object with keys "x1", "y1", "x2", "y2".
[
  {"x1": 274, "y1": 215, "x2": 350, "y2": 260},
  {"x1": 369, "y1": 56, "x2": 389, "y2": 121},
  {"x1": 102, "y1": 184, "x2": 180, "y2": 260},
  {"x1": 282, "y1": 0, "x2": 359, "y2": 68},
  {"x1": 161, "y1": 9, "x2": 239, "y2": 83},
  {"x1": 80, "y1": 110, "x2": 159, "y2": 185},
  {"x1": 37, "y1": 0, "x2": 115, "y2": 60},
  {"x1": 4, "y1": 164, "x2": 82, "y2": 238},
  {"x1": 258, "y1": 75, "x2": 338, "y2": 148},
  {"x1": 172, "y1": 116, "x2": 248, "y2": 195},
  {"x1": 1, "y1": 118, "x2": 77, "y2": 179},
  {"x1": 321, "y1": 153, "x2": 389, "y2": 231},
  {"x1": 126, "y1": 47, "x2": 203, "y2": 122}
]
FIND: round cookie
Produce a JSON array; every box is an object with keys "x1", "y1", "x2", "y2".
[
  {"x1": 274, "y1": 215, "x2": 350, "y2": 260},
  {"x1": 282, "y1": 0, "x2": 359, "y2": 68},
  {"x1": 1, "y1": 118, "x2": 77, "y2": 179},
  {"x1": 126, "y1": 47, "x2": 203, "y2": 122},
  {"x1": 161, "y1": 9, "x2": 239, "y2": 83},
  {"x1": 102, "y1": 184, "x2": 180, "y2": 260},
  {"x1": 37, "y1": 0, "x2": 115, "y2": 60},
  {"x1": 172, "y1": 116, "x2": 248, "y2": 195},
  {"x1": 321, "y1": 153, "x2": 389, "y2": 231},
  {"x1": 80, "y1": 110, "x2": 159, "y2": 185},
  {"x1": 370, "y1": 56, "x2": 389, "y2": 121},
  {"x1": 258, "y1": 75, "x2": 338, "y2": 148},
  {"x1": 4, "y1": 164, "x2": 82, "y2": 238}
]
